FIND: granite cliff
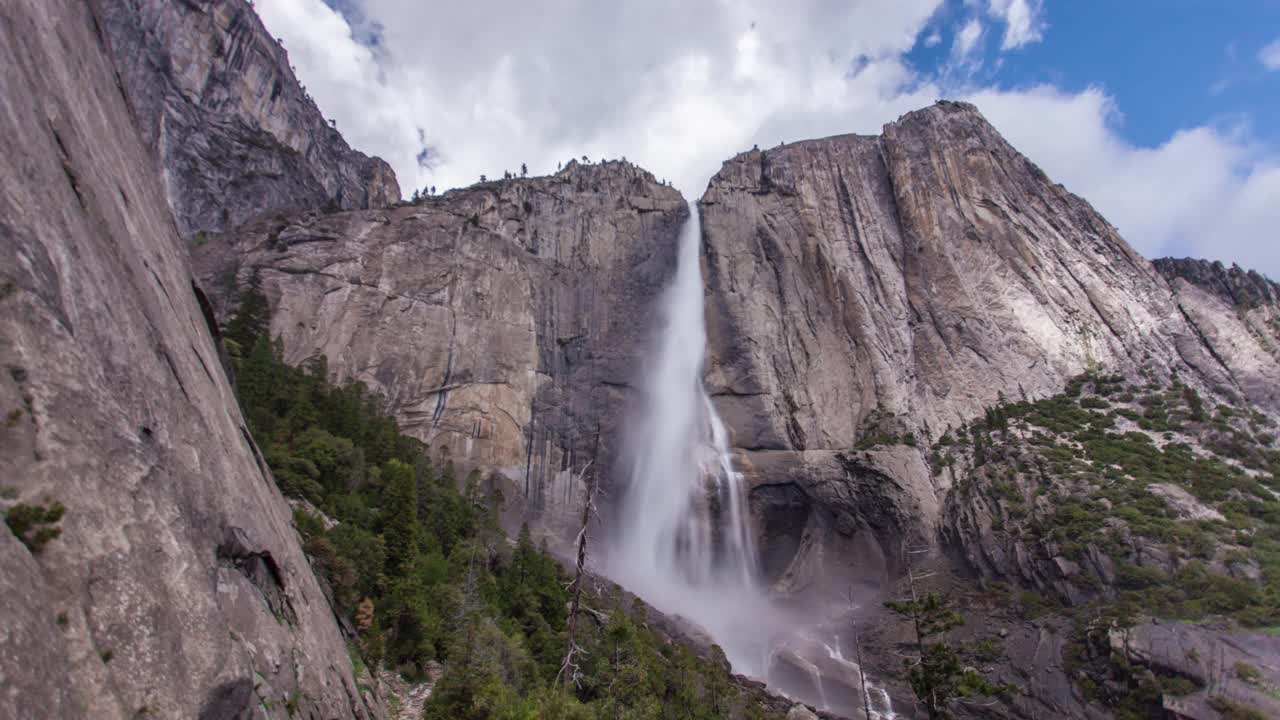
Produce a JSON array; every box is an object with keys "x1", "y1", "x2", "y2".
[
  {"x1": 699, "y1": 101, "x2": 1280, "y2": 594},
  {"x1": 0, "y1": 0, "x2": 376, "y2": 717},
  {"x1": 181, "y1": 96, "x2": 1280, "y2": 718},
  {"x1": 697, "y1": 103, "x2": 1280, "y2": 719},
  {"x1": 95, "y1": 0, "x2": 400, "y2": 237},
  {"x1": 5, "y1": 0, "x2": 1278, "y2": 713},
  {"x1": 191, "y1": 164, "x2": 687, "y2": 538}
]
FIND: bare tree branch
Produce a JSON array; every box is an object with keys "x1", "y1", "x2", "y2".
[{"x1": 558, "y1": 464, "x2": 596, "y2": 690}]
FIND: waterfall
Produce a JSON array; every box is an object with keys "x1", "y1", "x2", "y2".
[
  {"x1": 607, "y1": 199, "x2": 898, "y2": 719},
  {"x1": 608, "y1": 200, "x2": 769, "y2": 673}
]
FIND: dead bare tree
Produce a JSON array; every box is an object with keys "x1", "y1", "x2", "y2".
[
  {"x1": 848, "y1": 584, "x2": 875, "y2": 720},
  {"x1": 884, "y1": 546, "x2": 954, "y2": 719},
  {"x1": 558, "y1": 461, "x2": 595, "y2": 690}
]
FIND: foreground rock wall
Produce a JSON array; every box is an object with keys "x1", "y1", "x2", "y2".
[
  {"x1": 699, "y1": 101, "x2": 1280, "y2": 594},
  {"x1": 95, "y1": 0, "x2": 400, "y2": 237},
  {"x1": 0, "y1": 0, "x2": 375, "y2": 716},
  {"x1": 192, "y1": 163, "x2": 686, "y2": 534}
]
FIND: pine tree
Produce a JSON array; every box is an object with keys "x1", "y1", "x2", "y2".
[
  {"x1": 239, "y1": 333, "x2": 278, "y2": 437},
  {"x1": 382, "y1": 459, "x2": 419, "y2": 580},
  {"x1": 224, "y1": 271, "x2": 269, "y2": 353}
]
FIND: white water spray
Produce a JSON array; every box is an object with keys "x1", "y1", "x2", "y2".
[
  {"x1": 608, "y1": 200, "x2": 898, "y2": 718},
  {"x1": 609, "y1": 200, "x2": 768, "y2": 672}
]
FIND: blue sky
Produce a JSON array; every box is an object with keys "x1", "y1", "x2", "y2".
[
  {"x1": 261, "y1": 0, "x2": 1279, "y2": 276},
  {"x1": 909, "y1": 1, "x2": 1280, "y2": 148}
]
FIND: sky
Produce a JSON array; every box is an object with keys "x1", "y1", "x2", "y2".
[{"x1": 257, "y1": 0, "x2": 1280, "y2": 277}]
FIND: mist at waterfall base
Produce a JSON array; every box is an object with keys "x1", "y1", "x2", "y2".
[
  {"x1": 605, "y1": 201, "x2": 774, "y2": 672},
  {"x1": 603, "y1": 201, "x2": 896, "y2": 719}
]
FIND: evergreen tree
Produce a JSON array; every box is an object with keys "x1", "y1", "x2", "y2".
[
  {"x1": 885, "y1": 575, "x2": 1003, "y2": 718},
  {"x1": 224, "y1": 271, "x2": 269, "y2": 353},
  {"x1": 239, "y1": 333, "x2": 278, "y2": 437},
  {"x1": 382, "y1": 459, "x2": 419, "y2": 580}
]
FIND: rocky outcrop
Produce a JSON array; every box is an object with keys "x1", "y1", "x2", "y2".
[
  {"x1": 1154, "y1": 257, "x2": 1280, "y2": 409},
  {"x1": 699, "y1": 101, "x2": 1280, "y2": 595},
  {"x1": 192, "y1": 163, "x2": 686, "y2": 537},
  {"x1": 1154, "y1": 258, "x2": 1280, "y2": 309},
  {"x1": 95, "y1": 0, "x2": 400, "y2": 237},
  {"x1": 1111, "y1": 620, "x2": 1280, "y2": 720},
  {"x1": 0, "y1": 0, "x2": 375, "y2": 717}
]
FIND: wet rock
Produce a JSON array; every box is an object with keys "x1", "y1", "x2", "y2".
[
  {"x1": 751, "y1": 482, "x2": 814, "y2": 582},
  {"x1": 786, "y1": 704, "x2": 820, "y2": 720}
]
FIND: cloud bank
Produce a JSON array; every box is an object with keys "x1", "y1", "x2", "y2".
[{"x1": 256, "y1": 0, "x2": 1279, "y2": 277}]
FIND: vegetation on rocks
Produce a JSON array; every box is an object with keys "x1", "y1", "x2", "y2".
[
  {"x1": 884, "y1": 590, "x2": 1005, "y2": 719},
  {"x1": 934, "y1": 369, "x2": 1280, "y2": 718},
  {"x1": 4, "y1": 499, "x2": 65, "y2": 553},
  {"x1": 937, "y1": 369, "x2": 1280, "y2": 627},
  {"x1": 226, "y1": 282, "x2": 781, "y2": 719}
]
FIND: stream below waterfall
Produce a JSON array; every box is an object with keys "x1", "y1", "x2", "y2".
[{"x1": 606, "y1": 200, "x2": 897, "y2": 719}]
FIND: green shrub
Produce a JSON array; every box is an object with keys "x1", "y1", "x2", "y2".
[
  {"x1": 1234, "y1": 661, "x2": 1261, "y2": 684},
  {"x1": 5, "y1": 500, "x2": 65, "y2": 553},
  {"x1": 1207, "y1": 696, "x2": 1266, "y2": 720}
]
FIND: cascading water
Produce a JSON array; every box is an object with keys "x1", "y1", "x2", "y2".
[
  {"x1": 608, "y1": 198, "x2": 898, "y2": 718},
  {"x1": 608, "y1": 200, "x2": 769, "y2": 673}
]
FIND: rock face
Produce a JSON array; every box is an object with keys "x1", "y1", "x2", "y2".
[
  {"x1": 1154, "y1": 257, "x2": 1280, "y2": 310},
  {"x1": 0, "y1": 0, "x2": 375, "y2": 717},
  {"x1": 192, "y1": 163, "x2": 687, "y2": 535},
  {"x1": 1110, "y1": 620, "x2": 1280, "y2": 720},
  {"x1": 698, "y1": 101, "x2": 1280, "y2": 594},
  {"x1": 1154, "y1": 257, "x2": 1280, "y2": 409},
  {"x1": 95, "y1": 0, "x2": 400, "y2": 237}
]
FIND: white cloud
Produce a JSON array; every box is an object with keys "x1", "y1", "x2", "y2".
[
  {"x1": 256, "y1": 0, "x2": 941, "y2": 196},
  {"x1": 1260, "y1": 38, "x2": 1280, "y2": 70},
  {"x1": 923, "y1": 30, "x2": 942, "y2": 47},
  {"x1": 952, "y1": 19, "x2": 984, "y2": 60},
  {"x1": 987, "y1": 0, "x2": 1046, "y2": 49},
  {"x1": 255, "y1": 0, "x2": 1280, "y2": 277},
  {"x1": 968, "y1": 86, "x2": 1280, "y2": 276}
]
